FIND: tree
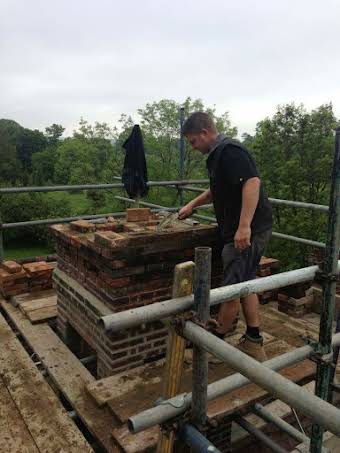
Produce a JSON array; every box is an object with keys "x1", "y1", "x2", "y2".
[
  {"x1": 249, "y1": 102, "x2": 338, "y2": 269},
  {"x1": 137, "y1": 97, "x2": 237, "y2": 181},
  {"x1": 31, "y1": 149, "x2": 57, "y2": 185},
  {"x1": 0, "y1": 132, "x2": 22, "y2": 184},
  {"x1": 0, "y1": 120, "x2": 24, "y2": 184},
  {"x1": 1, "y1": 192, "x2": 71, "y2": 243},
  {"x1": 16, "y1": 128, "x2": 47, "y2": 182},
  {"x1": 45, "y1": 124, "x2": 65, "y2": 146}
]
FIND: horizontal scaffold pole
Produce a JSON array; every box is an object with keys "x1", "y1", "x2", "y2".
[
  {"x1": 173, "y1": 185, "x2": 329, "y2": 212},
  {"x1": 178, "y1": 424, "x2": 222, "y2": 452},
  {"x1": 100, "y1": 262, "x2": 340, "y2": 332},
  {"x1": 182, "y1": 322, "x2": 340, "y2": 438},
  {"x1": 129, "y1": 333, "x2": 340, "y2": 434},
  {"x1": 1, "y1": 207, "x2": 175, "y2": 230},
  {"x1": 0, "y1": 179, "x2": 209, "y2": 194},
  {"x1": 115, "y1": 196, "x2": 328, "y2": 249}
]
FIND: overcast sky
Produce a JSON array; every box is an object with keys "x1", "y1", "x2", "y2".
[{"x1": 1, "y1": 0, "x2": 339, "y2": 137}]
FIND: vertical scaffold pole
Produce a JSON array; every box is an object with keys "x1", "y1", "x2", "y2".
[
  {"x1": 191, "y1": 247, "x2": 211, "y2": 428},
  {"x1": 0, "y1": 208, "x2": 4, "y2": 262},
  {"x1": 179, "y1": 106, "x2": 185, "y2": 206},
  {"x1": 310, "y1": 128, "x2": 340, "y2": 452}
]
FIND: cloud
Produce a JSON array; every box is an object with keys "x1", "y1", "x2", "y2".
[{"x1": 1, "y1": 0, "x2": 339, "y2": 136}]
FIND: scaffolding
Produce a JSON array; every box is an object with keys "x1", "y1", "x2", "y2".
[{"x1": 0, "y1": 128, "x2": 339, "y2": 452}]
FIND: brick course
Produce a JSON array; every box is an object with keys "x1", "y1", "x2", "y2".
[{"x1": 51, "y1": 215, "x2": 223, "y2": 378}]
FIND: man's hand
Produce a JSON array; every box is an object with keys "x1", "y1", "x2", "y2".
[
  {"x1": 178, "y1": 203, "x2": 194, "y2": 220},
  {"x1": 234, "y1": 225, "x2": 251, "y2": 251}
]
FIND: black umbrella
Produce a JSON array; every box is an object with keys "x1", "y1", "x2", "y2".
[{"x1": 122, "y1": 124, "x2": 148, "y2": 203}]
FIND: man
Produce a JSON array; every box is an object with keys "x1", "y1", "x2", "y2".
[{"x1": 178, "y1": 112, "x2": 272, "y2": 361}]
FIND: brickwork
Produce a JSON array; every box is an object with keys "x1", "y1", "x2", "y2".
[
  {"x1": 51, "y1": 214, "x2": 224, "y2": 378},
  {"x1": 51, "y1": 212, "x2": 281, "y2": 379},
  {"x1": 0, "y1": 260, "x2": 54, "y2": 298},
  {"x1": 256, "y1": 257, "x2": 280, "y2": 304},
  {"x1": 54, "y1": 269, "x2": 169, "y2": 376}
]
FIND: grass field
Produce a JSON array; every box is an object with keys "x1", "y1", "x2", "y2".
[{"x1": 4, "y1": 239, "x2": 54, "y2": 260}]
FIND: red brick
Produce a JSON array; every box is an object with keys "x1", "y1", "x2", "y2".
[
  {"x1": 1, "y1": 261, "x2": 22, "y2": 274},
  {"x1": 70, "y1": 220, "x2": 96, "y2": 233},
  {"x1": 278, "y1": 293, "x2": 289, "y2": 302},
  {"x1": 108, "y1": 259, "x2": 127, "y2": 269},
  {"x1": 23, "y1": 261, "x2": 54, "y2": 275},
  {"x1": 94, "y1": 231, "x2": 128, "y2": 249},
  {"x1": 107, "y1": 277, "x2": 131, "y2": 288},
  {"x1": 0, "y1": 268, "x2": 27, "y2": 283},
  {"x1": 126, "y1": 208, "x2": 151, "y2": 222}
]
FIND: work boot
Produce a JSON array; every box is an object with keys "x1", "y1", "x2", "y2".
[{"x1": 237, "y1": 334, "x2": 268, "y2": 362}]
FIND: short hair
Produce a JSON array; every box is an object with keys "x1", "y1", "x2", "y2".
[{"x1": 182, "y1": 111, "x2": 217, "y2": 135}]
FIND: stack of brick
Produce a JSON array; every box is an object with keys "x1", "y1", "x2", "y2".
[
  {"x1": 51, "y1": 210, "x2": 223, "y2": 314},
  {"x1": 278, "y1": 282, "x2": 314, "y2": 317},
  {"x1": 256, "y1": 257, "x2": 280, "y2": 304},
  {"x1": 23, "y1": 261, "x2": 54, "y2": 292},
  {"x1": 278, "y1": 293, "x2": 314, "y2": 318},
  {"x1": 307, "y1": 284, "x2": 340, "y2": 319},
  {"x1": 0, "y1": 260, "x2": 54, "y2": 298},
  {"x1": 0, "y1": 261, "x2": 29, "y2": 297},
  {"x1": 50, "y1": 209, "x2": 224, "y2": 377}
]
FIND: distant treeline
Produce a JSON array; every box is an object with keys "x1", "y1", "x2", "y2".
[{"x1": 0, "y1": 98, "x2": 338, "y2": 268}]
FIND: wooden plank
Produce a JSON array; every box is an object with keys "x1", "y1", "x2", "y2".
[
  {"x1": 19, "y1": 295, "x2": 57, "y2": 313},
  {"x1": 157, "y1": 261, "x2": 194, "y2": 453},
  {"x1": 0, "y1": 381, "x2": 40, "y2": 453},
  {"x1": 207, "y1": 359, "x2": 315, "y2": 419},
  {"x1": 112, "y1": 425, "x2": 158, "y2": 453},
  {"x1": 111, "y1": 342, "x2": 294, "y2": 420},
  {"x1": 86, "y1": 359, "x2": 165, "y2": 408},
  {"x1": 12, "y1": 289, "x2": 55, "y2": 307},
  {"x1": 1, "y1": 299, "x2": 116, "y2": 453},
  {"x1": 0, "y1": 308, "x2": 93, "y2": 453},
  {"x1": 25, "y1": 305, "x2": 57, "y2": 323}
]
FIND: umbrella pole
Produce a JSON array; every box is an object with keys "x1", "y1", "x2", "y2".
[{"x1": 135, "y1": 192, "x2": 140, "y2": 208}]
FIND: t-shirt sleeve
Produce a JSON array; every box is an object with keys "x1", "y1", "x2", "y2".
[{"x1": 220, "y1": 145, "x2": 259, "y2": 185}]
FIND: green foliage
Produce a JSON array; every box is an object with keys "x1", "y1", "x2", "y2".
[
  {"x1": 32, "y1": 148, "x2": 57, "y2": 185},
  {"x1": 45, "y1": 123, "x2": 65, "y2": 146},
  {"x1": 54, "y1": 138, "x2": 98, "y2": 184},
  {"x1": 0, "y1": 119, "x2": 24, "y2": 184},
  {"x1": 137, "y1": 97, "x2": 237, "y2": 182},
  {"x1": 247, "y1": 103, "x2": 338, "y2": 268},
  {"x1": 16, "y1": 128, "x2": 47, "y2": 179},
  {"x1": 0, "y1": 192, "x2": 71, "y2": 244},
  {"x1": 0, "y1": 101, "x2": 338, "y2": 268}
]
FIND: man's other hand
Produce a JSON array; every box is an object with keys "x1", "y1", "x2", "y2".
[
  {"x1": 178, "y1": 203, "x2": 194, "y2": 220},
  {"x1": 234, "y1": 226, "x2": 251, "y2": 251}
]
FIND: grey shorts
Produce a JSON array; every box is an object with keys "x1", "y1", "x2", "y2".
[{"x1": 221, "y1": 229, "x2": 272, "y2": 286}]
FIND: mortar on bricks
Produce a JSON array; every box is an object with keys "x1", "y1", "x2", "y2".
[{"x1": 50, "y1": 208, "x2": 225, "y2": 378}]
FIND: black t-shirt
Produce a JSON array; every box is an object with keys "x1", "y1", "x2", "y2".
[{"x1": 206, "y1": 137, "x2": 272, "y2": 243}]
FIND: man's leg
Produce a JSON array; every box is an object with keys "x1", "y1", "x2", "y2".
[
  {"x1": 216, "y1": 298, "x2": 240, "y2": 335},
  {"x1": 242, "y1": 293, "x2": 260, "y2": 331}
]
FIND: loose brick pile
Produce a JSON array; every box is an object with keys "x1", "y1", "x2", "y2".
[
  {"x1": 0, "y1": 260, "x2": 54, "y2": 298},
  {"x1": 256, "y1": 257, "x2": 280, "y2": 304},
  {"x1": 278, "y1": 282, "x2": 314, "y2": 318}
]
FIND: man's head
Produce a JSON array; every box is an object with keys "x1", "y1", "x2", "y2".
[{"x1": 182, "y1": 112, "x2": 218, "y2": 154}]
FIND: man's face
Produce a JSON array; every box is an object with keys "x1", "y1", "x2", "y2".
[{"x1": 185, "y1": 129, "x2": 216, "y2": 154}]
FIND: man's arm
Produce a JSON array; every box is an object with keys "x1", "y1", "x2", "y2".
[
  {"x1": 178, "y1": 189, "x2": 212, "y2": 219},
  {"x1": 234, "y1": 177, "x2": 260, "y2": 251}
]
